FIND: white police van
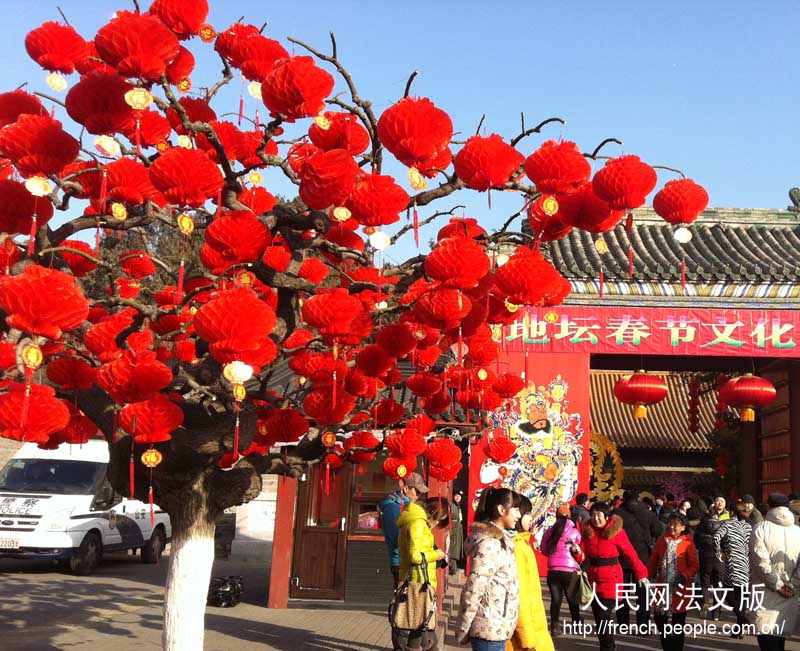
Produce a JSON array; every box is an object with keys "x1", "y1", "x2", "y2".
[{"x1": 0, "y1": 440, "x2": 170, "y2": 574}]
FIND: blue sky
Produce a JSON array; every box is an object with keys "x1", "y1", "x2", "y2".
[{"x1": 0, "y1": 1, "x2": 797, "y2": 259}]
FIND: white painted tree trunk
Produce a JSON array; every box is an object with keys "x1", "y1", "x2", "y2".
[{"x1": 162, "y1": 517, "x2": 216, "y2": 650}]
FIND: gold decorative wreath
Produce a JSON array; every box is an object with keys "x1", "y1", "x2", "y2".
[{"x1": 590, "y1": 430, "x2": 624, "y2": 503}]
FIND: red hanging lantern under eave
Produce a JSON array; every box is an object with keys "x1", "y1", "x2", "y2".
[
  {"x1": 614, "y1": 371, "x2": 668, "y2": 419},
  {"x1": 719, "y1": 374, "x2": 776, "y2": 422}
]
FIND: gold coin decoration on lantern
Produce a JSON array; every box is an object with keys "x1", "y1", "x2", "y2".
[
  {"x1": 247, "y1": 171, "x2": 263, "y2": 185},
  {"x1": 355, "y1": 464, "x2": 368, "y2": 476},
  {"x1": 199, "y1": 24, "x2": 216, "y2": 43},
  {"x1": 124, "y1": 88, "x2": 154, "y2": 111},
  {"x1": 177, "y1": 135, "x2": 193, "y2": 149},
  {"x1": 46, "y1": 73, "x2": 68, "y2": 92},
  {"x1": 476, "y1": 369, "x2": 488, "y2": 381},
  {"x1": 94, "y1": 135, "x2": 121, "y2": 157},
  {"x1": 176, "y1": 213, "x2": 195, "y2": 235},
  {"x1": 407, "y1": 167, "x2": 427, "y2": 190},
  {"x1": 504, "y1": 297, "x2": 520, "y2": 313},
  {"x1": 232, "y1": 384, "x2": 246, "y2": 401},
  {"x1": 247, "y1": 81, "x2": 262, "y2": 99},
  {"x1": 141, "y1": 448, "x2": 163, "y2": 468},
  {"x1": 332, "y1": 206, "x2": 351, "y2": 222},
  {"x1": 396, "y1": 464, "x2": 408, "y2": 478},
  {"x1": 313, "y1": 114, "x2": 331, "y2": 130},
  {"x1": 541, "y1": 195, "x2": 559, "y2": 216},
  {"x1": 595, "y1": 237, "x2": 609, "y2": 255},
  {"x1": 235, "y1": 270, "x2": 254, "y2": 286},
  {"x1": 110, "y1": 203, "x2": 128, "y2": 221},
  {"x1": 24, "y1": 177, "x2": 51, "y2": 197},
  {"x1": 177, "y1": 78, "x2": 191, "y2": 93},
  {"x1": 322, "y1": 431, "x2": 336, "y2": 447},
  {"x1": 21, "y1": 343, "x2": 43, "y2": 369}
]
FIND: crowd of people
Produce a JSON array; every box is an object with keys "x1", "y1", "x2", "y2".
[{"x1": 382, "y1": 477, "x2": 800, "y2": 651}]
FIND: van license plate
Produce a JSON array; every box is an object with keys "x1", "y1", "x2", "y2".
[{"x1": 0, "y1": 539, "x2": 19, "y2": 549}]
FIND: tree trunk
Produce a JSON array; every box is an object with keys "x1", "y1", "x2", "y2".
[{"x1": 162, "y1": 488, "x2": 217, "y2": 651}]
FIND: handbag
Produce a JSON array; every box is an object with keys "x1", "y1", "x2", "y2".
[
  {"x1": 388, "y1": 553, "x2": 437, "y2": 631},
  {"x1": 567, "y1": 568, "x2": 594, "y2": 607}
]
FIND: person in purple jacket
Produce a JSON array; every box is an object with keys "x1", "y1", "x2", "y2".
[{"x1": 540, "y1": 504, "x2": 583, "y2": 637}]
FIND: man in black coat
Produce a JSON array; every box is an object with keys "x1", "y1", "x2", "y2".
[
  {"x1": 694, "y1": 509, "x2": 725, "y2": 620},
  {"x1": 613, "y1": 490, "x2": 662, "y2": 628}
]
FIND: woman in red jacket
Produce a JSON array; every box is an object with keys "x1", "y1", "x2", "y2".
[
  {"x1": 582, "y1": 502, "x2": 649, "y2": 651},
  {"x1": 647, "y1": 512, "x2": 699, "y2": 651}
]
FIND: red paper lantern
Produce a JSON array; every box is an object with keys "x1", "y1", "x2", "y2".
[
  {"x1": 413, "y1": 289, "x2": 473, "y2": 331},
  {"x1": 75, "y1": 40, "x2": 116, "y2": 75},
  {"x1": 0, "y1": 383, "x2": 70, "y2": 443},
  {"x1": 57, "y1": 405, "x2": 98, "y2": 446},
  {"x1": 105, "y1": 158, "x2": 159, "y2": 204},
  {"x1": 385, "y1": 429, "x2": 428, "y2": 458},
  {"x1": 374, "y1": 398, "x2": 405, "y2": 426},
  {"x1": 555, "y1": 183, "x2": 625, "y2": 233},
  {"x1": 96, "y1": 349, "x2": 173, "y2": 405},
  {"x1": 288, "y1": 351, "x2": 347, "y2": 381},
  {"x1": 0, "y1": 90, "x2": 46, "y2": 128},
  {"x1": 46, "y1": 356, "x2": 97, "y2": 391},
  {"x1": 303, "y1": 388, "x2": 356, "y2": 426},
  {"x1": 418, "y1": 390, "x2": 450, "y2": 414},
  {"x1": 0, "y1": 115, "x2": 80, "y2": 176},
  {"x1": 165, "y1": 45, "x2": 196, "y2": 86},
  {"x1": 383, "y1": 456, "x2": 417, "y2": 480},
  {"x1": 149, "y1": 0, "x2": 210, "y2": 40},
  {"x1": 25, "y1": 21, "x2": 89, "y2": 74},
  {"x1": 0, "y1": 265, "x2": 89, "y2": 339},
  {"x1": 286, "y1": 142, "x2": 321, "y2": 175},
  {"x1": 120, "y1": 250, "x2": 157, "y2": 279},
  {"x1": 406, "y1": 372, "x2": 442, "y2": 398},
  {"x1": 592, "y1": 155, "x2": 658, "y2": 211},
  {"x1": 193, "y1": 287, "x2": 277, "y2": 345},
  {"x1": 377, "y1": 97, "x2": 453, "y2": 171},
  {"x1": 195, "y1": 120, "x2": 243, "y2": 163},
  {"x1": 302, "y1": 288, "x2": 364, "y2": 339},
  {"x1": 344, "y1": 430, "x2": 380, "y2": 463},
  {"x1": 486, "y1": 430, "x2": 517, "y2": 464},
  {"x1": 614, "y1": 371, "x2": 668, "y2": 419},
  {"x1": 120, "y1": 394, "x2": 184, "y2": 443},
  {"x1": 524, "y1": 140, "x2": 591, "y2": 195},
  {"x1": 65, "y1": 71, "x2": 135, "y2": 135},
  {"x1": 215, "y1": 23, "x2": 262, "y2": 67},
  {"x1": 261, "y1": 56, "x2": 335, "y2": 121},
  {"x1": 355, "y1": 344, "x2": 394, "y2": 378},
  {"x1": 0, "y1": 179, "x2": 55, "y2": 235},
  {"x1": 95, "y1": 12, "x2": 180, "y2": 82},
  {"x1": 653, "y1": 178, "x2": 709, "y2": 226},
  {"x1": 205, "y1": 212, "x2": 271, "y2": 264},
  {"x1": 376, "y1": 323, "x2": 418, "y2": 359},
  {"x1": 343, "y1": 174, "x2": 409, "y2": 227},
  {"x1": 238, "y1": 185, "x2": 277, "y2": 215},
  {"x1": 84, "y1": 312, "x2": 134, "y2": 361},
  {"x1": 425, "y1": 236, "x2": 490, "y2": 290},
  {"x1": 256, "y1": 407, "x2": 309, "y2": 444},
  {"x1": 527, "y1": 195, "x2": 573, "y2": 241},
  {"x1": 149, "y1": 148, "x2": 224, "y2": 207},
  {"x1": 436, "y1": 217, "x2": 487, "y2": 241},
  {"x1": 309, "y1": 111, "x2": 370, "y2": 154},
  {"x1": 299, "y1": 149, "x2": 360, "y2": 210},
  {"x1": 719, "y1": 374, "x2": 776, "y2": 422},
  {"x1": 298, "y1": 258, "x2": 329, "y2": 284},
  {"x1": 492, "y1": 373, "x2": 525, "y2": 399},
  {"x1": 454, "y1": 134, "x2": 524, "y2": 191},
  {"x1": 230, "y1": 33, "x2": 289, "y2": 82},
  {"x1": 493, "y1": 247, "x2": 570, "y2": 307}
]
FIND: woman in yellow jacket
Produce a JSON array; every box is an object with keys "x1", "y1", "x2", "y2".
[
  {"x1": 393, "y1": 498, "x2": 450, "y2": 651},
  {"x1": 508, "y1": 495, "x2": 554, "y2": 651}
]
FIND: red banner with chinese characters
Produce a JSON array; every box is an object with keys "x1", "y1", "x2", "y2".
[
  {"x1": 468, "y1": 353, "x2": 591, "y2": 575},
  {"x1": 500, "y1": 306, "x2": 800, "y2": 357}
]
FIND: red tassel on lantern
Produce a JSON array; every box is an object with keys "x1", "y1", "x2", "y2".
[
  {"x1": 27, "y1": 205, "x2": 38, "y2": 256},
  {"x1": 129, "y1": 444, "x2": 135, "y2": 498},
  {"x1": 135, "y1": 117, "x2": 142, "y2": 155},
  {"x1": 148, "y1": 479, "x2": 154, "y2": 526},
  {"x1": 681, "y1": 256, "x2": 686, "y2": 295},
  {"x1": 324, "y1": 461, "x2": 331, "y2": 496},
  {"x1": 413, "y1": 201, "x2": 419, "y2": 248}
]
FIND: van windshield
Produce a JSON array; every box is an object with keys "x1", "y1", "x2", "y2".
[{"x1": 0, "y1": 458, "x2": 106, "y2": 495}]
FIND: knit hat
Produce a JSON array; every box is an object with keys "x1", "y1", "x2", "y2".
[{"x1": 768, "y1": 493, "x2": 790, "y2": 509}]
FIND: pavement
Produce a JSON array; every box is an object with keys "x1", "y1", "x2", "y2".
[{"x1": 1, "y1": 552, "x2": 799, "y2": 650}]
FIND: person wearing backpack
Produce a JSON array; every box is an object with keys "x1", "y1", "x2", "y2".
[{"x1": 613, "y1": 490, "x2": 661, "y2": 627}]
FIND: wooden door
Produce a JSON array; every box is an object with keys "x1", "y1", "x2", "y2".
[{"x1": 290, "y1": 464, "x2": 351, "y2": 600}]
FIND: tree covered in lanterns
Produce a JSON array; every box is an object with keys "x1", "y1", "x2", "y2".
[{"x1": 1, "y1": 1, "x2": 710, "y2": 648}]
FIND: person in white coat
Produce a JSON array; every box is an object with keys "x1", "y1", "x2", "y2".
[{"x1": 749, "y1": 493, "x2": 800, "y2": 651}]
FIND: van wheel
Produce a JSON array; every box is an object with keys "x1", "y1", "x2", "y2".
[
  {"x1": 70, "y1": 532, "x2": 102, "y2": 575},
  {"x1": 142, "y1": 526, "x2": 166, "y2": 564}
]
